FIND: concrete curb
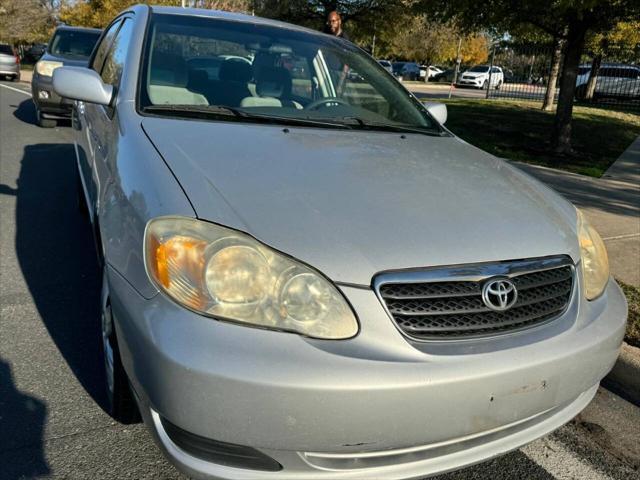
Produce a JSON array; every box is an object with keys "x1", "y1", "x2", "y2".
[{"x1": 603, "y1": 342, "x2": 640, "y2": 407}]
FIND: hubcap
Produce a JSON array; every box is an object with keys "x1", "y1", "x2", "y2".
[{"x1": 101, "y1": 303, "x2": 115, "y2": 397}]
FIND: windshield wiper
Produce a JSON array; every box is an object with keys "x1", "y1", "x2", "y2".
[
  {"x1": 334, "y1": 116, "x2": 445, "y2": 136},
  {"x1": 143, "y1": 104, "x2": 246, "y2": 119},
  {"x1": 143, "y1": 104, "x2": 351, "y2": 129}
]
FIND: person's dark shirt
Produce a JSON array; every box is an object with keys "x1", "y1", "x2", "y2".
[{"x1": 323, "y1": 26, "x2": 350, "y2": 41}]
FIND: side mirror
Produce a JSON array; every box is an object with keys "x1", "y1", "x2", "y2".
[
  {"x1": 52, "y1": 66, "x2": 113, "y2": 106},
  {"x1": 423, "y1": 102, "x2": 447, "y2": 125}
]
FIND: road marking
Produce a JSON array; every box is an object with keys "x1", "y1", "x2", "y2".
[
  {"x1": 602, "y1": 232, "x2": 640, "y2": 241},
  {"x1": 0, "y1": 83, "x2": 32, "y2": 96},
  {"x1": 523, "y1": 437, "x2": 615, "y2": 480}
]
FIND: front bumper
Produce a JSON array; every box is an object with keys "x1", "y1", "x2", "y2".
[
  {"x1": 457, "y1": 78, "x2": 484, "y2": 88},
  {"x1": 109, "y1": 266, "x2": 626, "y2": 479},
  {"x1": 31, "y1": 72, "x2": 73, "y2": 117}
]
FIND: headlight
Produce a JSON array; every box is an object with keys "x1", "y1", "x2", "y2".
[
  {"x1": 577, "y1": 210, "x2": 609, "y2": 300},
  {"x1": 36, "y1": 60, "x2": 63, "y2": 77},
  {"x1": 144, "y1": 217, "x2": 358, "y2": 339}
]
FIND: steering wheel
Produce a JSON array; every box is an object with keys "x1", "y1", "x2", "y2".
[{"x1": 305, "y1": 97, "x2": 350, "y2": 110}]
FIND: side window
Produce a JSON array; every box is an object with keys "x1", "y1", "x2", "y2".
[
  {"x1": 101, "y1": 19, "x2": 134, "y2": 88},
  {"x1": 91, "y1": 20, "x2": 122, "y2": 73}
]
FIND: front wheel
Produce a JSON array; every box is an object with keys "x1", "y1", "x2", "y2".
[
  {"x1": 481, "y1": 80, "x2": 488, "y2": 90},
  {"x1": 36, "y1": 109, "x2": 56, "y2": 128},
  {"x1": 101, "y1": 278, "x2": 140, "y2": 424},
  {"x1": 495, "y1": 80, "x2": 502, "y2": 90}
]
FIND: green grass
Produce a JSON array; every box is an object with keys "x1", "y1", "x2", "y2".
[
  {"x1": 440, "y1": 99, "x2": 640, "y2": 177},
  {"x1": 618, "y1": 280, "x2": 640, "y2": 348}
]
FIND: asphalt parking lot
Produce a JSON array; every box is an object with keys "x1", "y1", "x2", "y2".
[{"x1": 0, "y1": 79, "x2": 638, "y2": 480}]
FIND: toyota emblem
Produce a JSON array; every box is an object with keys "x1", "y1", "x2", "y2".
[{"x1": 482, "y1": 278, "x2": 518, "y2": 311}]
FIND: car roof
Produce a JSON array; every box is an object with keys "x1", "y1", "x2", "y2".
[
  {"x1": 579, "y1": 63, "x2": 639, "y2": 69},
  {"x1": 149, "y1": 5, "x2": 326, "y2": 37},
  {"x1": 55, "y1": 25, "x2": 102, "y2": 33}
]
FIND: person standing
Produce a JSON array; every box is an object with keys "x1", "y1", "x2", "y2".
[{"x1": 325, "y1": 11, "x2": 350, "y2": 41}]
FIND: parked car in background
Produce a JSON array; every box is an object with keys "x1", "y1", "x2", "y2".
[
  {"x1": 0, "y1": 44, "x2": 20, "y2": 82},
  {"x1": 32, "y1": 25, "x2": 101, "y2": 127},
  {"x1": 377, "y1": 59, "x2": 392, "y2": 74},
  {"x1": 419, "y1": 65, "x2": 443, "y2": 80},
  {"x1": 392, "y1": 61, "x2": 420, "y2": 81},
  {"x1": 52, "y1": 5, "x2": 626, "y2": 480},
  {"x1": 432, "y1": 68, "x2": 456, "y2": 83},
  {"x1": 502, "y1": 68, "x2": 516, "y2": 84},
  {"x1": 25, "y1": 43, "x2": 47, "y2": 62},
  {"x1": 458, "y1": 65, "x2": 504, "y2": 89},
  {"x1": 575, "y1": 63, "x2": 640, "y2": 100}
]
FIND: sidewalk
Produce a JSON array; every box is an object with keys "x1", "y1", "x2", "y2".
[
  {"x1": 512, "y1": 137, "x2": 640, "y2": 287},
  {"x1": 19, "y1": 69, "x2": 32, "y2": 84}
]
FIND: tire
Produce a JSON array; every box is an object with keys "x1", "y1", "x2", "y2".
[
  {"x1": 101, "y1": 285, "x2": 141, "y2": 424},
  {"x1": 481, "y1": 80, "x2": 488, "y2": 90},
  {"x1": 495, "y1": 80, "x2": 502, "y2": 90},
  {"x1": 11, "y1": 74, "x2": 19, "y2": 82},
  {"x1": 36, "y1": 109, "x2": 56, "y2": 128}
]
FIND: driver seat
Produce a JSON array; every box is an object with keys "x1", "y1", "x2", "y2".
[{"x1": 241, "y1": 67, "x2": 302, "y2": 109}]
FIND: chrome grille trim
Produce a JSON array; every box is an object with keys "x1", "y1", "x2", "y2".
[{"x1": 374, "y1": 256, "x2": 575, "y2": 341}]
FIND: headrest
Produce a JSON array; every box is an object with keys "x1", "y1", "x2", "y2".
[
  {"x1": 150, "y1": 52, "x2": 188, "y2": 87},
  {"x1": 256, "y1": 67, "x2": 292, "y2": 98},
  {"x1": 219, "y1": 59, "x2": 252, "y2": 82}
]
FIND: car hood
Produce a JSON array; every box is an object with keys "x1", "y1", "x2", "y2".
[
  {"x1": 39, "y1": 52, "x2": 89, "y2": 67},
  {"x1": 463, "y1": 72, "x2": 487, "y2": 77},
  {"x1": 142, "y1": 118, "x2": 579, "y2": 286}
]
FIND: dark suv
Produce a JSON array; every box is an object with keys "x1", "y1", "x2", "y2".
[
  {"x1": 392, "y1": 62, "x2": 421, "y2": 81},
  {"x1": 32, "y1": 26, "x2": 101, "y2": 127}
]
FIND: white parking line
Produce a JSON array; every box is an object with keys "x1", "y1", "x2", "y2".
[
  {"x1": 0, "y1": 83, "x2": 32, "y2": 96},
  {"x1": 602, "y1": 232, "x2": 640, "y2": 241}
]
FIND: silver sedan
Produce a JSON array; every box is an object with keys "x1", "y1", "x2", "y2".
[{"x1": 53, "y1": 5, "x2": 626, "y2": 480}]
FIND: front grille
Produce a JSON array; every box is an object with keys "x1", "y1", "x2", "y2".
[{"x1": 376, "y1": 258, "x2": 574, "y2": 340}]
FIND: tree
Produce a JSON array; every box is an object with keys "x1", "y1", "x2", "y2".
[
  {"x1": 417, "y1": 0, "x2": 640, "y2": 156},
  {"x1": 459, "y1": 33, "x2": 489, "y2": 65},
  {"x1": 391, "y1": 16, "x2": 457, "y2": 65},
  {"x1": 582, "y1": 21, "x2": 640, "y2": 99},
  {"x1": 0, "y1": 0, "x2": 55, "y2": 44},
  {"x1": 60, "y1": 1, "x2": 183, "y2": 27}
]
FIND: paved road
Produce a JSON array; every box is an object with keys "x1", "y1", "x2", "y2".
[{"x1": 0, "y1": 80, "x2": 637, "y2": 480}]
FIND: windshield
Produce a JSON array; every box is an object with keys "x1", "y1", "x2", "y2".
[
  {"x1": 0, "y1": 44, "x2": 13, "y2": 55},
  {"x1": 49, "y1": 30, "x2": 101, "y2": 58},
  {"x1": 140, "y1": 15, "x2": 438, "y2": 133},
  {"x1": 469, "y1": 66, "x2": 489, "y2": 73}
]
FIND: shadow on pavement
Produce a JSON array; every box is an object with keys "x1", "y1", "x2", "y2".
[
  {"x1": 12, "y1": 98, "x2": 72, "y2": 128},
  {"x1": 0, "y1": 358, "x2": 49, "y2": 479},
  {"x1": 11, "y1": 98, "x2": 35, "y2": 125},
  {"x1": 434, "y1": 449, "x2": 554, "y2": 479},
  {"x1": 12, "y1": 143, "x2": 107, "y2": 413},
  {"x1": 513, "y1": 163, "x2": 639, "y2": 219}
]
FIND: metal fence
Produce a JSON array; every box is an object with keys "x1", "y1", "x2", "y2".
[{"x1": 478, "y1": 44, "x2": 640, "y2": 111}]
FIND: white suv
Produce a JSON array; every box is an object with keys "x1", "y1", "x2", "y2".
[
  {"x1": 576, "y1": 63, "x2": 640, "y2": 99},
  {"x1": 458, "y1": 65, "x2": 503, "y2": 89}
]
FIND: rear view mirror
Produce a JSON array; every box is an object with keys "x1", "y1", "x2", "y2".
[
  {"x1": 423, "y1": 102, "x2": 447, "y2": 125},
  {"x1": 52, "y1": 66, "x2": 113, "y2": 106}
]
